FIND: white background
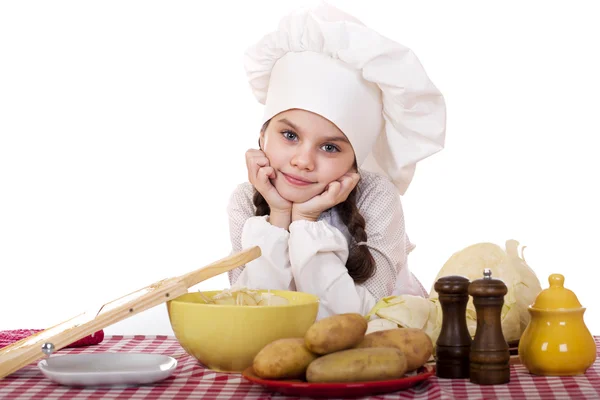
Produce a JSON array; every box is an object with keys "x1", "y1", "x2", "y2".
[{"x1": 1, "y1": 1, "x2": 599, "y2": 337}]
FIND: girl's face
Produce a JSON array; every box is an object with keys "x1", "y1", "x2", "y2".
[{"x1": 260, "y1": 109, "x2": 357, "y2": 203}]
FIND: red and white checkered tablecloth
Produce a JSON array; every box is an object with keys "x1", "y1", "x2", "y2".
[{"x1": 1, "y1": 335, "x2": 599, "y2": 400}]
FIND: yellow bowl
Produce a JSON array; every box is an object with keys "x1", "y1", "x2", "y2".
[{"x1": 166, "y1": 289, "x2": 319, "y2": 373}]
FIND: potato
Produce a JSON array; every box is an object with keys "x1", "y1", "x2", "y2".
[
  {"x1": 304, "y1": 313, "x2": 367, "y2": 355},
  {"x1": 306, "y1": 347, "x2": 407, "y2": 383},
  {"x1": 356, "y1": 328, "x2": 433, "y2": 371},
  {"x1": 253, "y1": 338, "x2": 318, "y2": 379}
]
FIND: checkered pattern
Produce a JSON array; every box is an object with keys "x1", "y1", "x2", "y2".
[{"x1": 1, "y1": 335, "x2": 598, "y2": 399}]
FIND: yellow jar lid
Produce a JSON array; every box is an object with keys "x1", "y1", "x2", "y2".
[{"x1": 531, "y1": 274, "x2": 582, "y2": 310}]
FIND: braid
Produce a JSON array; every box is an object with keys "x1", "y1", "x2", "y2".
[
  {"x1": 336, "y1": 186, "x2": 376, "y2": 283},
  {"x1": 253, "y1": 189, "x2": 270, "y2": 217}
]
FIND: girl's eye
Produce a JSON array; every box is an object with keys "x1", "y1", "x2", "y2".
[
  {"x1": 281, "y1": 130, "x2": 297, "y2": 141},
  {"x1": 281, "y1": 130, "x2": 340, "y2": 153},
  {"x1": 322, "y1": 144, "x2": 340, "y2": 153}
]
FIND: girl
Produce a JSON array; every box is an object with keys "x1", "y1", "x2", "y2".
[{"x1": 227, "y1": 3, "x2": 446, "y2": 319}]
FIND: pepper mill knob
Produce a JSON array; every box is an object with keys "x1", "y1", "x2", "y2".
[
  {"x1": 468, "y1": 269, "x2": 510, "y2": 385},
  {"x1": 483, "y1": 269, "x2": 492, "y2": 279},
  {"x1": 434, "y1": 275, "x2": 472, "y2": 379}
]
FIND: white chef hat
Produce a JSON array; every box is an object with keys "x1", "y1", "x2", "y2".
[{"x1": 244, "y1": 2, "x2": 446, "y2": 195}]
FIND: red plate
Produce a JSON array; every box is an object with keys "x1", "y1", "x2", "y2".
[{"x1": 242, "y1": 364, "x2": 434, "y2": 398}]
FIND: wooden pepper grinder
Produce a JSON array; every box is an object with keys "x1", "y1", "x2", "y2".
[
  {"x1": 469, "y1": 268, "x2": 510, "y2": 385},
  {"x1": 434, "y1": 275, "x2": 472, "y2": 379}
]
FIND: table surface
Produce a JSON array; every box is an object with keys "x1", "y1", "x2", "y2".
[{"x1": 1, "y1": 335, "x2": 599, "y2": 400}]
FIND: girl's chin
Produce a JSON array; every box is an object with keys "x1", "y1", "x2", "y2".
[{"x1": 275, "y1": 186, "x2": 317, "y2": 204}]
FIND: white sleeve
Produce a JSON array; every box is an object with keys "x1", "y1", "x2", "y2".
[
  {"x1": 235, "y1": 215, "x2": 295, "y2": 290},
  {"x1": 226, "y1": 183, "x2": 294, "y2": 290},
  {"x1": 288, "y1": 219, "x2": 376, "y2": 319}
]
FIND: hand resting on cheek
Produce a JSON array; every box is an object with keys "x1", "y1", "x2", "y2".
[{"x1": 291, "y1": 172, "x2": 360, "y2": 223}]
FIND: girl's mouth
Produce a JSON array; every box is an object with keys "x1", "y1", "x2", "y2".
[{"x1": 281, "y1": 172, "x2": 314, "y2": 187}]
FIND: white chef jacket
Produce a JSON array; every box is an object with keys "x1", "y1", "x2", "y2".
[{"x1": 226, "y1": 169, "x2": 427, "y2": 320}]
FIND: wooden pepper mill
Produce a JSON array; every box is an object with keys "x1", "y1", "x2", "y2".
[
  {"x1": 469, "y1": 268, "x2": 510, "y2": 385},
  {"x1": 434, "y1": 275, "x2": 472, "y2": 379}
]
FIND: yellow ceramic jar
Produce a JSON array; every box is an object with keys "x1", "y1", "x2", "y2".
[{"x1": 518, "y1": 274, "x2": 596, "y2": 376}]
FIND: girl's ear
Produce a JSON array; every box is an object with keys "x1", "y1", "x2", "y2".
[{"x1": 258, "y1": 131, "x2": 265, "y2": 150}]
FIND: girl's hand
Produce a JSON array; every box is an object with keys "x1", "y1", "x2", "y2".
[
  {"x1": 292, "y1": 172, "x2": 360, "y2": 222},
  {"x1": 245, "y1": 149, "x2": 292, "y2": 214}
]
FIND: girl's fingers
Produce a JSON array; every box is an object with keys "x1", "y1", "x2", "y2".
[
  {"x1": 325, "y1": 181, "x2": 341, "y2": 199},
  {"x1": 257, "y1": 166, "x2": 275, "y2": 185},
  {"x1": 245, "y1": 150, "x2": 270, "y2": 171},
  {"x1": 246, "y1": 152, "x2": 271, "y2": 184},
  {"x1": 248, "y1": 156, "x2": 269, "y2": 175},
  {"x1": 266, "y1": 167, "x2": 277, "y2": 180},
  {"x1": 337, "y1": 173, "x2": 359, "y2": 200},
  {"x1": 254, "y1": 156, "x2": 269, "y2": 168},
  {"x1": 342, "y1": 173, "x2": 360, "y2": 189}
]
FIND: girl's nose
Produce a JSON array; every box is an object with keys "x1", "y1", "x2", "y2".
[{"x1": 290, "y1": 147, "x2": 315, "y2": 171}]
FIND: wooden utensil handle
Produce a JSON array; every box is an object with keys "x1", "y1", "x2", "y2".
[
  {"x1": 180, "y1": 246, "x2": 261, "y2": 288},
  {"x1": 0, "y1": 246, "x2": 262, "y2": 381}
]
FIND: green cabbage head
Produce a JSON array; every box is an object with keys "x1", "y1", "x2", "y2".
[{"x1": 366, "y1": 239, "x2": 543, "y2": 344}]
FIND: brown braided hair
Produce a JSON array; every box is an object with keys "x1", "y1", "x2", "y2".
[{"x1": 253, "y1": 120, "x2": 376, "y2": 283}]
